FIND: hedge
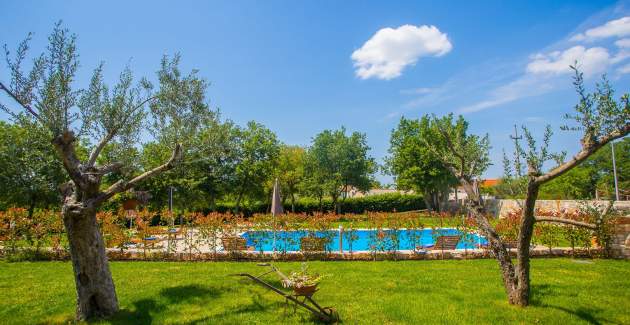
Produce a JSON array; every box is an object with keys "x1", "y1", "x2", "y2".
[{"x1": 208, "y1": 193, "x2": 425, "y2": 215}]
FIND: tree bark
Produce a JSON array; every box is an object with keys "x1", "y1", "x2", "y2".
[
  {"x1": 234, "y1": 189, "x2": 244, "y2": 214},
  {"x1": 49, "y1": 132, "x2": 182, "y2": 320},
  {"x1": 513, "y1": 181, "x2": 539, "y2": 306},
  {"x1": 62, "y1": 201, "x2": 118, "y2": 320},
  {"x1": 460, "y1": 181, "x2": 519, "y2": 302}
]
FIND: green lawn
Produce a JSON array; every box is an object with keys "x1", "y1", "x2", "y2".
[{"x1": 0, "y1": 259, "x2": 628, "y2": 324}]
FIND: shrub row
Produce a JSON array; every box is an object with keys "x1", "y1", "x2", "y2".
[
  {"x1": 1, "y1": 207, "x2": 617, "y2": 262},
  {"x1": 209, "y1": 193, "x2": 426, "y2": 215}
]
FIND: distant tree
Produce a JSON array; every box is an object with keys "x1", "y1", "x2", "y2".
[
  {"x1": 428, "y1": 68, "x2": 629, "y2": 307},
  {"x1": 232, "y1": 121, "x2": 280, "y2": 213},
  {"x1": 303, "y1": 156, "x2": 328, "y2": 211},
  {"x1": 387, "y1": 116, "x2": 458, "y2": 211},
  {"x1": 190, "y1": 118, "x2": 241, "y2": 210},
  {"x1": 0, "y1": 24, "x2": 208, "y2": 319},
  {"x1": 306, "y1": 127, "x2": 376, "y2": 213},
  {"x1": 138, "y1": 113, "x2": 224, "y2": 211},
  {"x1": 276, "y1": 145, "x2": 306, "y2": 212},
  {"x1": 537, "y1": 164, "x2": 597, "y2": 199},
  {"x1": 0, "y1": 119, "x2": 67, "y2": 212}
]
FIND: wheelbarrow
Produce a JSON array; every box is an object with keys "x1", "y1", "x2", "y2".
[{"x1": 232, "y1": 263, "x2": 339, "y2": 323}]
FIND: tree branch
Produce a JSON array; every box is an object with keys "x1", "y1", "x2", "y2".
[
  {"x1": 534, "y1": 216, "x2": 596, "y2": 230},
  {"x1": 85, "y1": 95, "x2": 156, "y2": 168},
  {"x1": 52, "y1": 131, "x2": 86, "y2": 189},
  {"x1": 435, "y1": 124, "x2": 466, "y2": 164},
  {"x1": 83, "y1": 162, "x2": 124, "y2": 175},
  {"x1": 0, "y1": 81, "x2": 41, "y2": 121},
  {"x1": 534, "y1": 125, "x2": 630, "y2": 185},
  {"x1": 93, "y1": 144, "x2": 182, "y2": 204},
  {"x1": 86, "y1": 132, "x2": 114, "y2": 168}
]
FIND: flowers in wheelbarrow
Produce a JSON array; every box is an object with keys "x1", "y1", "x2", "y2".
[{"x1": 282, "y1": 263, "x2": 324, "y2": 289}]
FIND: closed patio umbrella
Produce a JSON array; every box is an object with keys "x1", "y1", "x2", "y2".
[{"x1": 271, "y1": 178, "x2": 284, "y2": 216}]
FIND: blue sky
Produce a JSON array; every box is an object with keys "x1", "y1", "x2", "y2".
[{"x1": 1, "y1": 0, "x2": 629, "y2": 184}]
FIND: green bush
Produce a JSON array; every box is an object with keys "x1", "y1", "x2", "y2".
[{"x1": 208, "y1": 193, "x2": 425, "y2": 215}]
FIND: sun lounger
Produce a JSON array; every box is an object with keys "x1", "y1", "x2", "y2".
[
  {"x1": 221, "y1": 236, "x2": 247, "y2": 251},
  {"x1": 432, "y1": 235, "x2": 460, "y2": 250},
  {"x1": 300, "y1": 237, "x2": 327, "y2": 252}
]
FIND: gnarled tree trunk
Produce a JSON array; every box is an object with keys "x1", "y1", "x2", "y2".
[
  {"x1": 51, "y1": 131, "x2": 182, "y2": 320},
  {"x1": 62, "y1": 201, "x2": 118, "y2": 319},
  {"x1": 513, "y1": 181, "x2": 540, "y2": 306},
  {"x1": 461, "y1": 182, "x2": 520, "y2": 303}
]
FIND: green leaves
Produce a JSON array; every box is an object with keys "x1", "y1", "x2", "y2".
[
  {"x1": 387, "y1": 115, "x2": 458, "y2": 209},
  {"x1": 564, "y1": 65, "x2": 630, "y2": 146},
  {"x1": 305, "y1": 127, "x2": 376, "y2": 206},
  {"x1": 149, "y1": 54, "x2": 214, "y2": 145},
  {"x1": 417, "y1": 113, "x2": 491, "y2": 183},
  {"x1": 0, "y1": 120, "x2": 67, "y2": 210},
  {"x1": 233, "y1": 121, "x2": 281, "y2": 201}
]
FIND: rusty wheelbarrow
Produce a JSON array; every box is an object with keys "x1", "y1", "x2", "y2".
[{"x1": 232, "y1": 263, "x2": 339, "y2": 323}]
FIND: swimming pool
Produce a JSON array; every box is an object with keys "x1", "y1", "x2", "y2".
[{"x1": 241, "y1": 228, "x2": 487, "y2": 252}]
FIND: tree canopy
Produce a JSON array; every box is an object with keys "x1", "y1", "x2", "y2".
[
  {"x1": 387, "y1": 115, "x2": 459, "y2": 211},
  {"x1": 305, "y1": 127, "x2": 376, "y2": 212}
]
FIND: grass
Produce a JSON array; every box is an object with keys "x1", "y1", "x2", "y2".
[{"x1": 0, "y1": 259, "x2": 628, "y2": 324}]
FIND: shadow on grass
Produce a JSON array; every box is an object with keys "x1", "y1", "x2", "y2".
[
  {"x1": 102, "y1": 284, "x2": 223, "y2": 325},
  {"x1": 229, "y1": 276, "x2": 336, "y2": 324},
  {"x1": 99, "y1": 271, "x2": 337, "y2": 325},
  {"x1": 187, "y1": 291, "x2": 333, "y2": 325},
  {"x1": 531, "y1": 284, "x2": 614, "y2": 325}
]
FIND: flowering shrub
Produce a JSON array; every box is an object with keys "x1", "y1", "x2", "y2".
[
  {"x1": 0, "y1": 208, "x2": 28, "y2": 253},
  {"x1": 367, "y1": 212, "x2": 388, "y2": 259},
  {"x1": 195, "y1": 212, "x2": 225, "y2": 258},
  {"x1": 0, "y1": 204, "x2": 619, "y2": 261},
  {"x1": 495, "y1": 210, "x2": 521, "y2": 243}
]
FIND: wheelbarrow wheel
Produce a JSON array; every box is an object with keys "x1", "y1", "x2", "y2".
[{"x1": 321, "y1": 307, "x2": 339, "y2": 323}]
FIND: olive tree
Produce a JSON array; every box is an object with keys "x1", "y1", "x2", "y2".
[
  {"x1": 428, "y1": 68, "x2": 629, "y2": 306},
  {"x1": 0, "y1": 24, "x2": 208, "y2": 319}
]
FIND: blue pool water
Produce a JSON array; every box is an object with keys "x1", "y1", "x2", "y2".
[{"x1": 241, "y1": 228, "x2": 487, "y2": 252}]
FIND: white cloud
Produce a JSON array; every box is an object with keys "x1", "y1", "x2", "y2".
[
  {"x1": 526, "y1": 46, "x2": 610, "y2": 77},
  {"x1": 351, "y1": 24, "x2": 452, "y2": 80},
  {"x1": 570, "y1": 16, "x2": 630, "y2": 42},
  {"x1": 615, "y1": 38, "x2": 630, "y2": 48},
  {"x1": 458, "y1": 45, "x2": 617, "y2": 113},
  {"x1": 458, "y1": 76, "x2": 554, "y2": 113},
  {"x1": 459, "y1": 43, "x2": 629, "y2": 113}
]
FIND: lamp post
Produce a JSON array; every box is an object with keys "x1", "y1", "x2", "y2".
[{"x1": 168, "y1": 186, "x2": 180, "y2": 226}]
